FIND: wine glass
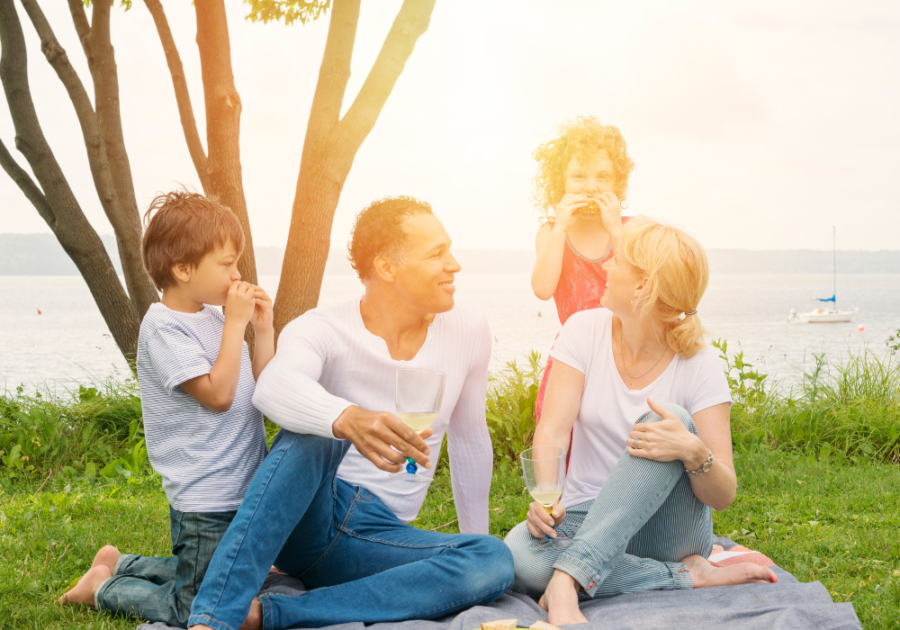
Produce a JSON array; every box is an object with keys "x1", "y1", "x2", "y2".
[
  {"x1": 390, "y1": 368, "x2": 446, "y2": 483},
  {"x1": 521, "y1": 446, "x2": 572, "y2": 549}
]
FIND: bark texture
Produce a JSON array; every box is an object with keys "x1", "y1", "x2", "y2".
[
  {"x1": 0, "y1": 0, "x2": 140, "y2": 362},
  {"x1": 56, "y1": 0, "x2": 159, "y2": 319},
  {"x1": 194, "y1": 0, "x2": 257, "y2": 287},
  {"x1": 273, "y1": 0, "x2": 436, "y2": 334},
  {"x1": 144, "y1": 0, "x2": 210, "y2": 193}
]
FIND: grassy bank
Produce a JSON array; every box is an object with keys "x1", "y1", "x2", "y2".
[
  {"x1": 1, "y1": 451, "x2": 897, "y2": 629},
  {"x1": 1, "y1": 344, "x2": 899, "y2": 628}
]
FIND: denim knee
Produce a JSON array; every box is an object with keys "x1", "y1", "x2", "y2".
[{"x1": 461, "y1": 535, "x2": 515, "y2": 599}]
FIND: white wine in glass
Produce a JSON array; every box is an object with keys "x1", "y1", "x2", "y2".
[
  {"x1": 391, "y1": 369, "x2": 445, "y2": 483},
  {"x1": 521, "y1": 446, "x2": 572, "y2": 549}
]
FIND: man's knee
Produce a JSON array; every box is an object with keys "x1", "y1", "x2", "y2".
[{"x1": 458, "y1": 535, "x2": 515, "y2": 599}]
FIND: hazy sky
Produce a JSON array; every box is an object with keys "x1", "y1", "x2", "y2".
[{"x1": 1, "y1": 0, "x2": 898, "y2": 253}]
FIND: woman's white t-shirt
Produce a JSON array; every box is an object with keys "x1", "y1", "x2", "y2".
[{"x1": 550, "y1": 308, "x2": 732, "y2": 508}]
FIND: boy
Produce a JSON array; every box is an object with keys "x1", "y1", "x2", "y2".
[{"x1": 59, "y1": 191, "x2": 275, "y2": 627}]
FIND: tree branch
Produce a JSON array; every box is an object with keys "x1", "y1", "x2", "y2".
[
  {"x1": 0, "y1": 136, "x2": 54, "y2": 226},
  {"x1": 65, "y1": 0, "x2": 90, "y2": 53},
  {"x1": 143, "y1": 0, "x2": 210, "y2": 192},
  {"x1": 337, "y1": 0, "x2": 435, "y2": 152},
  {"x1": 304, "y1": 0, "x2": 359, "y2": 139}
]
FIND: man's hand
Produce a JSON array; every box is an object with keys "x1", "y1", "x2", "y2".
[{"x1": 332, "y1": 406, "x2": 433, "y2": 473}]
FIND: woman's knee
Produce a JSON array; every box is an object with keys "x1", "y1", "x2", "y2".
[
  {"x1": 636, "y1": 403, "x2": 696, "y2": 435},
  {"x1": 504, "y1": 523, "x2": 554, "y2": 598}
]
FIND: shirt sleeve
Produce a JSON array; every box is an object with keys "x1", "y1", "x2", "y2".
[
  {"x1": 252, "y1": 313, "x2": 354, "y2": 439},
  {"x1": 549, "y1": 310, "x2": 594, "y2": 374},
  {"x1": 446, "y1": 312, "x2": 493, "y2": 535},
  {"x1": 686, "y1": 350, "x2": 733, "y2": 416},
  {"x1": 147, "y1": 327, "x2": 214, "y2": 396}
]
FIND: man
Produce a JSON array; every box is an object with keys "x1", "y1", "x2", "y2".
[{"x1": 188, "y1": 196, "x2": 514, "y2": 630}]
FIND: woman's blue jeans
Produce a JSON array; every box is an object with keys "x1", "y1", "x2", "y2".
[{"x1": 188, "y1": 430, "x2": 514, "y2": 630}]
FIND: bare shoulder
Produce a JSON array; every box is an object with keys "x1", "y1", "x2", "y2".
[{"x1": 535, "y1": 221, "x2": 554, "y2": 248}]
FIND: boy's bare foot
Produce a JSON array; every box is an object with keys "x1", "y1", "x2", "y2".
[
  {"x1": 538, "y1": 570, "x2": 589, "y2": 626},
  {"x1": 189, "y1": 598, "x2": 261, "y2": 630},
  {"x1": 238, "y1": 598, "x2": 262, "y2": 630},
  {"x1": 682, "y1": 554, "x2": 778, "y2": 588},
  {"x1": 91, "y1": 545, "x2": 121, "y2": 574},
  {"x1": 58, "y1": 565, "x2": 112, "y2": 606}
]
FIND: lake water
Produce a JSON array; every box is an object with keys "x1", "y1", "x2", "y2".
[{"x1": 2, "y1": 274, "x2": 899, "y2": 393}]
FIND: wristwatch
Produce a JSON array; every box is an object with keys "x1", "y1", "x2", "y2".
[{"x1": 685, "y1": 449, "x2": 714, "y2": 475}]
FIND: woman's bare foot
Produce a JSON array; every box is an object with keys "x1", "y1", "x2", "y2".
[
  {"x1": 91, "y1": 545, "x2": 121, "y2": 574},
  {"x1": 58, "y1": 565, "x2": 112, "y2": 606},
  {"x1": 682, "y1": 554, "x2": 778, "y2": 588},
  {"x1": 538, "y1": 570, "x2": 589, "y2": 626}
]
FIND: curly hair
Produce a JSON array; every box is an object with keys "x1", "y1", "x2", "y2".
[
  {"x1": 531, "y1": 116, "x2": 635, "y2": 222},
  {"x1": 348, "y1": 196, "x2": 433, "y2": 283},
  {"x1": 141, "y1": 190, "x2": 244, "y2": 290}
]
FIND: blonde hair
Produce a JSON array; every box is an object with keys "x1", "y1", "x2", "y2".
[{"x1": 620, "y1": 217, "x2": 709, "y2": 358}]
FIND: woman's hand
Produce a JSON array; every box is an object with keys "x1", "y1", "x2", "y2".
[
  {"x1": 525, "y1": 501, "x2": 567, "y2": 539},
  {"x1": 552, "y1": 194, "x2": 590, "y2": 232},
  {"x1": 627, "y1": 398, "x2": 706, "y2": 468}
]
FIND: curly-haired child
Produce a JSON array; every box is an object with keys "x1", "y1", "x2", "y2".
[{"x1": 530, "y1": 117, "x2": 635, "y2": 424}]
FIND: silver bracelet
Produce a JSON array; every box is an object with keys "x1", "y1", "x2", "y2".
[{"x1": 685, "y1": 449, "x2": 714, "y2": 475}]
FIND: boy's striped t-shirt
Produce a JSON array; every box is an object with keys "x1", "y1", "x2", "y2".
[{"x1": 136, "y1": 303, "x2": 267, "y2": 512}]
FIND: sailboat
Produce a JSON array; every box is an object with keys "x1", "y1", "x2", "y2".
[{"x1": 788, "y1": 226, "x2": 859, "y2": 324}]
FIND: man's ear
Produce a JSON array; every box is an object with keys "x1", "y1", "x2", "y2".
[
  {"x1": 371, "y1": 255, "x2": 396, "y2": 283},
  {"x1": 171, "y1": 262, "x2": 192, "y2": 284}
]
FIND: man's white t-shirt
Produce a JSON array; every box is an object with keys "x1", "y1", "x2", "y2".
[{"x1": 550, "y1": 308, "x2": 732, "y2": 508}]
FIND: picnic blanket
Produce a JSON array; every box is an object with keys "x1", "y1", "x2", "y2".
[{"x1": 137, "y1": 538, "x2": 861, "y2": 630}]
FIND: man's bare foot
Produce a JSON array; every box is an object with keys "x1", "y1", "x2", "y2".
[
  {"x1": 682, "y1": 554, "x2": 778, "y2": 588},
  {"x1": 58, "y1": 565, "x2": 112, "y2": 606},
  {"x1": 237, "y1": 597, "x2": 262, "y2": 630},
  {"x1": 538, "y1": 570, "x2": 589, "y2": 626},
  {"x1": 91, "y1": 545, "x2": 121, "y2": 574}
]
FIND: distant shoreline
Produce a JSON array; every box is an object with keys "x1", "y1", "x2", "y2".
[{"x1": 3, "y1": 234, "x2": 900, "y2": 275}]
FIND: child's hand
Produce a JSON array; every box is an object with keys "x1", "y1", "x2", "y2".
[
  {"x1": 225, "y1": 281, "x2": 256, "y2": 327},
  {"x1": 251, "y1": 286, "x2": 273, "y2": 332},
  {"x1": 553, "y1": 194, "x2": 589, "y2": 232},
  {"x1": 596, "y1": 192, "x2": 623, "y2": 232}
]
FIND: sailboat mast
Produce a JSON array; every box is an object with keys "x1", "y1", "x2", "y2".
[{"x1": 833, "y1": 225, "x2": 836, "y2": 304}]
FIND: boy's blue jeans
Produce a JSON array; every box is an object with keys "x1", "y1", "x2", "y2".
[
  {"x1": 189, "y1": 430, "x2": 515, "y2": 630},
  {"x1": 95, "y1": 506, "x2": 236, "y2": 626}
]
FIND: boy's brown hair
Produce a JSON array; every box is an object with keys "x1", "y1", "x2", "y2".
[{"x1": 141, "y1": 190, "x2": 245, "y2": 290}]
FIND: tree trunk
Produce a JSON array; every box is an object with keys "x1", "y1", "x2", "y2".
[
  {"x1": 80, "y1": 0, "x2": 160, "y2": 318},
  {"x1": 273, "y1": 0, "x2": 436, "y2": 334},
  {"x1": 0, "y1": 0, "x2": 140, "y2": 362}
]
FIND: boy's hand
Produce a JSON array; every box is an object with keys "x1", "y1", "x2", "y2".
[
  {"x1": 225, "y1": 281, "x2": 256, "y2": 326},
  {"x1": 251, "y1": 286, "x2": 274, "y2": 332}
]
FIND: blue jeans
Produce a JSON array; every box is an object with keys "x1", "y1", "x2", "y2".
[
  {"x1": 189, "y1": 430, "x2": 515, "y2": 630},
  {"x1": 95, "y1": 506, "x2": 235, "y2": 626},
  {"x1": 505, "y1": 403, "x2": 712, "y2": 598}
]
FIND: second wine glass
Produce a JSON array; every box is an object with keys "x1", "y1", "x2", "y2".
[{"x1": 521, "y1": 446, "x2": 572, "y2": 549}]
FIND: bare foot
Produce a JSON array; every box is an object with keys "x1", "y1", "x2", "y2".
[
  {"x1": 238, "y1": 598, "x2": 262, "y2": 630},
  {"x1": 682, "y1": 554, "x2": 778, "y2": 588},
  {"x1": 58, "y1": 565, "x2": 112, "y2": 606},
  {"x1": 538, "y1": 570, "x2": 589, "y2": 626},
  {"x1": 91, "y1": 545, "x2": 121, "y2": 574}
]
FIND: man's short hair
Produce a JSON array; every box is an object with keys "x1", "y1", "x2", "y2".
[
  {"x1": 141, "y1": 190, "x2": 245, "y2": 290},
  {"x1": 348, "y1": 196, "x2": 433, "y2": 283}
]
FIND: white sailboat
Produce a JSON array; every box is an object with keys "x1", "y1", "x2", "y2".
[{"x1": 788, "y1": 226, "x2": 859, "y2": 324}]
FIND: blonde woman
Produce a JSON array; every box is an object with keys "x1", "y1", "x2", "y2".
[{"x1": 505, "y1": 217, "x2": 777, "y2": 626}]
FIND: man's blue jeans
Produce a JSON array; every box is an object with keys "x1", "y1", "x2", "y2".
[
  {"x1": 95, "y1": 507, "x2": 235, "y2": 626},
  {"x1": 189, "y1": 430, "x2": 515, "y2": 630}
]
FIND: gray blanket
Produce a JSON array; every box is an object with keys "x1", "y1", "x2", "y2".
[{"x1": 137, "y1": 539, "x2": 861, "y2": 630}]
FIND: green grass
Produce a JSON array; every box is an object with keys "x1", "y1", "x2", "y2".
[{"x1": 1, "y1": 451, "x2": 897, "y2": 629}]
